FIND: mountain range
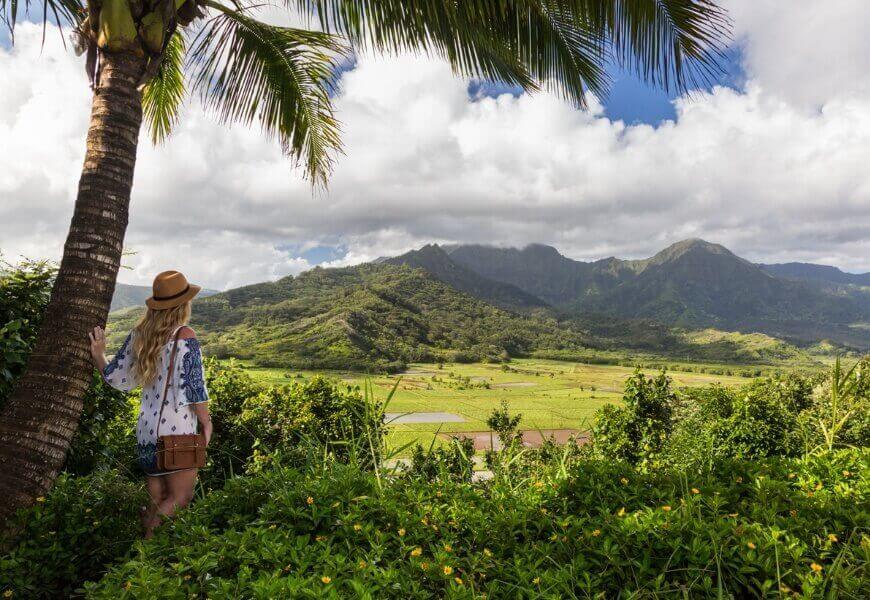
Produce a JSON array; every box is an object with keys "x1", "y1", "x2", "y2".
[
  {"x1": 111, "y1": 283, "x2": 218, "y2": 312},
  {"x1": 386, "y1": 239, "x2": 869, "y2": 347},
  {"x1": 108, "y1": 239, "x2": 868, "y2": 372}
]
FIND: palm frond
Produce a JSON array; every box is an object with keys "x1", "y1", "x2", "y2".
[
  {"x1": 569, "y1": 0, "x2": 731, "y2": 93},
  {"x1": 190, "y1": 2, "x2": 347, "y2": 185},
  {"x1": 292, "y1": 0, "x2": 729, "y2": 105},
  {"x1": 1, "y1": 0, "x2": 83, "y2": 41},
  {"x1": 142, "y1": 32, "x2": 188, "y2": 145}
]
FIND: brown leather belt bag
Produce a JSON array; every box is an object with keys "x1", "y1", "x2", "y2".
[{"x1": 155, "y1": 329, "x2": 207, "y2": 471}]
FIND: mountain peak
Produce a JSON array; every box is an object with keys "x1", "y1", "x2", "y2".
[{"x1": 645, "y1": 239, "x2": 735, "y2": 266}]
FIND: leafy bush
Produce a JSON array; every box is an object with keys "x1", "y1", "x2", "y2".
[
  {"x1": 591, "y1": 369, "x2": 674, "y2": 469},
  {"x1": 201, "y1": 362, "x2": 386, "y2": 486},
  {"x1": 407, "y1": 437, "x2": 475, "y2": 484},
  {"x1": 0, "y1": 471, "x2": 146, "y2": 598},
  {"x1": 65, "y1": 372, "x2": 138, "y2": 477},
  {"x1": 81, "y1": 449, "x2": 869, "y2": 598},
  {"x1": 0, "y1": 258, "x2": 54, "y2": 408}
]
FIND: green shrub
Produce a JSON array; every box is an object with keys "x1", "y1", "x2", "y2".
[
  {"x1": 0, "y1": 471, "x2": 146, "y2": 598},
  {"x1": 407, "y1": 437, "x2": 475, "y2": 484},
  {"x1": 591, "y1": 369, "x2": 674, "y2": 469},
  {"x1": 203, "y1": 366, "x2": 386, "y2": 484},
  {"x1": 0, "y1": 258, "x2": 54, "y2": 409},
  {"x1": 65, "y1": 372, "x2": 138, "y2": 477}
]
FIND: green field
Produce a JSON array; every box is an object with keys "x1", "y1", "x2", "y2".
[{"x1": 240, "y1": 358, "x2": 751, "y2": 450}]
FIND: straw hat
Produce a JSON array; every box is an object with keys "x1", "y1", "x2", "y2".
[{"x1": 145, "y1": 270, "x2": 202, "y2": 310}]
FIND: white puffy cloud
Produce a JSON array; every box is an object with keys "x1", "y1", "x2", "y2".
[{"x1": 1, "y1": 2, "x2": 869, "y2": 291}]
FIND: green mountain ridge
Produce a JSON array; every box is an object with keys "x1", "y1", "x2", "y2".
[
  {"x1": 108, "y1": 258, "x2": 831, "y2": 374},
  {"x1": 111, "y1": 282, "x2": 218, "y2": 312},
  {"x1": 445, "y1": 239, "x2": 869, "y2": 346}
]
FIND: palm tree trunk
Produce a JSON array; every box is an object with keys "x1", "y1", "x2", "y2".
[{"x1": 0, "y1": 51, "x2": 146, "y2": 525}]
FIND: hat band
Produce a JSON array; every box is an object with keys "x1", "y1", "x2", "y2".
[{"x1": 153, "y1": 285, "x2": 190, "y2": 302}]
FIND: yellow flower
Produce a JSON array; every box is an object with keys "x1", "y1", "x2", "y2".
[
  {"x1": 550, "y1": 533, "x2": 558, "y2": 541},
  {"x1": 443, "y1": 544, "x2": 452, "y2": 552},
  {"x1": 814, "y1": 482, "x2": 823, "y2": 490},
  {"x1": 454, "y1": 577, "x2": 464, "y2": 585},
  {"x1": 735, "y1": 476, "x2": 743, "y2": 483},
  {"x1": 124, "y1": 582, "x2": 132, "y2": 591},
  {"x1": 540, "y1": 508, "x2": 548, "y2": 515},
  {"x1": 534, "y1": 481, "x2": 544, "y2": 488},
  {"x1": 661, "y1": 506, "x2": 672, "y2": 512},
  {"x1": 788, "y1": 473, "x2": 796, "y2": 479},
  {"x1": 620, "y1": 477, "x2": 629, "y2": 485},
  {"x1": 483, "y1": 548, "x2": 492, "y2": 557},
  {"x1": 35, "y1": 497, "x2": 45, "y2": 503},
  {"x1": 269, "y1": 524, "x2": 276, "y2": 529},
  {"x1": 443, "y1": 565, "x2": 453, "y2": 575},
  {"x1": 331, "y1": 501, "x2": 340, "y2": 508},
  {"x1": 747, "y1": 542, "x2": 756, "y2": 550},
  {"x1": 398, "y1": 528, "x2": 406, "y2": 537},
  {"x1": 728, "y1": 513, "x2": 739, "y2": 518},
  {"x1": 2, "y1": 591, "x2": 11, "y2": 598},
  {"x1": 617, "y1": 507, "x2": 626, "y2": 517},
  {"x1": 306, "y1": 496, "x2": 314, "y2": 505},
  {"x1": 315, "y1": 535, "x2": 326, "y2": 542},
  {"x1": 842, "y1": 470, "x2": 851, "y2": 477},
  {"x1": 789, "y1": 509, "x2": 798, "y2": 517},
  {"x1": 533, "y1": 577, "x2": 541, "y2": 585},
  {"x1": 420, "y1": 562, "x2": 429, "y2": 571},
  {"x1": 411, "y1": 547, "x2": 423, "y2": 557},
  {"x1": 691, "y1": 488, "x2": 700, "y2": 495},
  {"x1": 591, "y1": 529, "x2": 601, "y2": 537},
  {"x1": 828, "y1": 534, "x2": 838, "y2": 543},
  {"x1": 358, "y1": 560, "x2": 367, "y2": 569},
  {"x1": 810, "y1": 563, "x2": 823, "y2": 573},
  {"x1": 436, "y1": 491, "x2": 442, "y2": 497},
  {"x1": 321, "y1": 576, "x2": 332, "y2": 584},
  {"x1": 353, "y1": 524, "x2": 362, "y2": 531}
]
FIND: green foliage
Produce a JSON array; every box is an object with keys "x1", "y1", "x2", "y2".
[
  {"x1": 486, "y1": 399, "x2": 523, "y2": 448},
  {"x1": 189, "y1": 8, "x2": 347, "y2": 185},
  {"x1": 0, "y1": 258, "x2": 54, "y2": 408},
  {"x1": 407, "y1": 437, "x2": 475, "y2": 484},
  {"x1": 65, "y1": 372, "x2": 138, "y2": 476},
  {"x1": 597, "y1": 362, "x2": 870, "y2": 473},
  {"x1": 201, "y1": 360, "x2": 386, "y2": 487},
  {"x1": 0, "y1": 471, "x2": 146, "y2": 599},
  {"x1": 592, "y1": 369, "x2": 674, "y2": 469},
  {"x1": 142, "y1": 31, "x2": 187, "y2": 145},
  {"x1": 81, "y1": 449, "x2": 868, "y2": 598}
]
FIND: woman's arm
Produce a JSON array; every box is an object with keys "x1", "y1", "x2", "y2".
[
  {"x1": 193, "y1": 403, "x2": 213, "y2": 446},
  {"x1": 92, "y1": 327, "x2": 138, "y2": 391},
  {"x1": 89, "y1": 326, "x2": 108, "y2": 371}
]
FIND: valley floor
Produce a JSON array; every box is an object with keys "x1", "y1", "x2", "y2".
[{"x1": 241, "y1": 358, "x2": 751, "y2": 450}]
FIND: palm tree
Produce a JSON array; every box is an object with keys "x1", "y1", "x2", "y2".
[{"x1": 0, "y1": 0, "x2": 729, "y2": 523}]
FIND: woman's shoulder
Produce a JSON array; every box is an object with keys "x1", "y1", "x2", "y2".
[{"x1": 177, "y1": 326, "x2": 197, "y2": 340}]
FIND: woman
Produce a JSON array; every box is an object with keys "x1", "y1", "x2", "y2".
[{"x1": 89, "y1": 270, "x2": 213, "y2": 537}]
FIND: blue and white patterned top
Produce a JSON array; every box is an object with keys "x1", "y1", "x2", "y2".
[{"x1": 103, "y1": 326, "x2": 209, "y2": 474}]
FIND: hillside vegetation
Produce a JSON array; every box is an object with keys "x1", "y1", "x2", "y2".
[
  {"x1": 445, "y1": 239, "x2": 869, "y2": 346},
  {"x1": 108, "y1": 263, "x2": 827, "y2": 373}
]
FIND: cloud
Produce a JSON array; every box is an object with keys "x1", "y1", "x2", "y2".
[{"x1": 1, "y1": 4, "x2": 869, "y2": 291}]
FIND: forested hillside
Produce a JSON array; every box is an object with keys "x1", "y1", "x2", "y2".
[{"x1": 108, "y1": 262, "x2": 824, "y2": 373}]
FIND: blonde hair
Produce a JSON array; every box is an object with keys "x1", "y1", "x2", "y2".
[{"x1": 132, "y1": 302, "x2": 192, "y2": 386}]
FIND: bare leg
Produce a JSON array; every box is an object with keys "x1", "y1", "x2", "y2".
[
  {"x1": 154, "y1": 469, "x2": 198, "y2": 523},
  {"x1": 143, "y1": 475, "x2": 168, "y2": 538}
]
